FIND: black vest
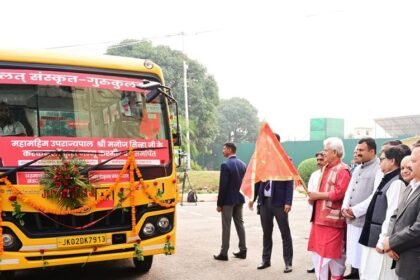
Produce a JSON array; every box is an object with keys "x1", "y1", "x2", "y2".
[{"x1": 359, "y1": 169, "x2": 400, "y2": 247}]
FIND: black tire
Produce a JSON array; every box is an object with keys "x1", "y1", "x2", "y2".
[
  {"x1": 133, "y1": 255, "x2": 153, "y2": 273},
  {"x1": 0, "y1": 271, "x2": 15, "y2": 280}
]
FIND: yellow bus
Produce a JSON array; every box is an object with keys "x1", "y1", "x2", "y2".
[{"x1": 0, "y1": 49, "x2": 180, "y2": 277}]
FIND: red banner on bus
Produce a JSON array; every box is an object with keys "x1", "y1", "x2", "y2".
[{"x1": 0, "y1": 69, "x2": 145, "y2": 92}]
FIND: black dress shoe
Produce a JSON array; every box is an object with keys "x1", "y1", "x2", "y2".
[
  {"x1": 307, "y1": 267, "x2": 315, "y2": 273},
  {"x1": 343, "y1": 272, "x2": 359, "y2": 279},
  {"x1": 284, "y1": 264, "x2": 293, "y2": 273},
  {"x1": 343, "y1": 268, "x2": 359, "y2": 279},
  {"x1": 257, "y1": 262, "x2": 271, "y2": 269},
  {"x1": 213, "y1": 254, "x2": 228, "y2": 261},
  {"x1": 232, "y1": 250, "x2": 247, "y2": 259}
]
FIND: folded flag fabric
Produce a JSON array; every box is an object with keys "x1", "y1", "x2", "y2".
[{"x1": 240, "y1": 122, "x2": 304, "y2": 199}]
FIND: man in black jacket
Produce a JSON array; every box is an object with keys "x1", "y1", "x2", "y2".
[{"x1": 248, "y1": 133, "x2": 294, "y2": 273}]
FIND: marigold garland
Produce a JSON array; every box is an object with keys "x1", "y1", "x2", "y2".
[
  {"x1": 0, "y1": 148, "x2": 179, "y2": 256},
  {"x1": 129, "y1": 152, "x2": 137, "y2": 236}
]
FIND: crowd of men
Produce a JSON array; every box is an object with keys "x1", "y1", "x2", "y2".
[
  {"x1": 308, "y1": 137, "x2": 419, "y2": 280},
  {"x1": 213, "y1": 137, "x2": 420, "y2": 280}
]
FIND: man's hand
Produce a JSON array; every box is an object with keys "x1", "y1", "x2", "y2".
[
  {"x1": 381, "y1": 233, "x2": 399, "y2": 260},
  {"x1": 284, "y1": 204, "x2": 291, "y2": 213},
  {"x1": 387, "y1": 250, "x2": 400, "y2": 261},
  {"x1": 341, "y1": 208, "x2": 355, "y2": 219},
  {"x1": 216, "y1": 206, "x2": 222, "y2": 212},
  {"x1": 308, "y1": 191, "x2": 325, "y2": 201},
  {"x1": 248, "y1": 201, "x2": 254, "y2": 210},
  {"x1": 375, "y1": 247, "x2": 384, "y2": 254}
]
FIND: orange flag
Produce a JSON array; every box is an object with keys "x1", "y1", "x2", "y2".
[{"x1": 240, "y1": 122, "x2": 304, "y2": 199}]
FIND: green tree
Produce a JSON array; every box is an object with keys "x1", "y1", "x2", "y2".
[
  {"x1": 217, "y1": 97, "x2": 259, "y2": 143},
  {"x1": 106, "y1": 40, "x2": 219, "y2": 161},
  {"x1": 203, "y1": 98, "x2": 259, "y2": 170}
]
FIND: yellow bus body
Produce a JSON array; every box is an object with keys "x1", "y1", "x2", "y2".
[{"x1": 0, "y1": 49, "x2": 178, "y2": 273}]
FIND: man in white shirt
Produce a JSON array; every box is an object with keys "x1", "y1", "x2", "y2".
[
  {"x1": 0, "y1": 101, "x2": 27, "y2": 136},
  {"x1": 341, "y1": 138, "x2": 380, "y2": 279},
  {"x1": 307, "y1": 151, "x2": 326, "y2": 193},
  {"x1": 306, "y1": 151, "x2": 326, "y2": 273}
]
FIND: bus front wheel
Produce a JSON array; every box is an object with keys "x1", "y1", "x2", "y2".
[{"x1": 133, "y1": 256, "x2": 153, "y2": 273}]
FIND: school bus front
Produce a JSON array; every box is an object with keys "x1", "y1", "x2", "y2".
[{"x1": 0, "y1": 49, "x2": 179, "y2": 275}]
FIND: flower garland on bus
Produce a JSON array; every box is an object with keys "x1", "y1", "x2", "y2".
[
  {"x1": 0, "y1": 148, "x2": 179, "y2": 256},
  {"x1": 39, "y1": 157, "x2": 95, "y2": 210},
  {"x1": 163, "y1": 234, "x2": 175, "y2": 255}
]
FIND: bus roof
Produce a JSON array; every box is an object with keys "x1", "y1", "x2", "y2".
[{"x1": 0, "y1": 49, "x2": 163, "y2": 79}]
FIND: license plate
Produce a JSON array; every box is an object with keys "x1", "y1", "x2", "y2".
[{"x1": 57, "y1": 234, "x2": 107, "y2": 248}]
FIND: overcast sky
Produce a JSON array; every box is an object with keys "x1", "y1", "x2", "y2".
[{"x1": 2, "y1": 0, "x2": 420, "y2": 140}]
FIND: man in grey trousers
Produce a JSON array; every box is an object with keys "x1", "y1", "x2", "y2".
[{"x1": 214, "y1": 142, "x2": 247, "y2": 261}]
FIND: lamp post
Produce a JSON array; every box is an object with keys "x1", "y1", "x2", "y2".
[{"x1": 183, "y1": 61, "x2": 191, "y2": 170}]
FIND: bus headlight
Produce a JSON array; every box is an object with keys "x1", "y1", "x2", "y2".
[
  {"x1": 2, "y1": 233, "x2": 15, "y2": 247},
  {"x1": 142, "y1": 223, "x2": 155, "y2": 236},
  {"x1": 157, "y1": 217, "x2": 170, "y2": 230},
  {"x1": 1, "y1": 228, "x2": 22, "y2": 251}
]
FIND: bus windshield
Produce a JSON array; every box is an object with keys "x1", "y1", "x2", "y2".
[{"x1": 0, "y1": 68, "x2": 170, "y2": 168}]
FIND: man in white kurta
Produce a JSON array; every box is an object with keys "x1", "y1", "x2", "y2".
[
  {"x1": 358, "y1": 146, "x2": 405, "y2": 280},
  {"x1": 306, "y1": 151, "x2": 325, "y2": 273},
  {"x1": 341, "y1": 138, "x2": 379, "y2": 279},
  {"x1": 308, "y1": 152, "x2": 326, "y2": 193}
]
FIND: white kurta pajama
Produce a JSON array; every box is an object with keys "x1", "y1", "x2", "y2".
[
  {"x1": 342, "y1": 159, "x2": 380, "y2": 269},
  {"x1": 359, "y1": 179, "x2": 404, "y2": 280},
  {"x1": 345, "y1": 224, "x2": 363, "y2": 268}
]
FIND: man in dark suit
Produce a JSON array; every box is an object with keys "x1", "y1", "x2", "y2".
[
  {"x1": 384, "y1": 144, "x2": 420, "y2": 280},
  {"x1": 248, "y1": 133, "x2": 294, "y2": 273},
  {"x1": 214, "y1": 142, "x2": 247, "y2": 261}
]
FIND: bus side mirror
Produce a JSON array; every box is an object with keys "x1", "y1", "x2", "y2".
[{"x1": 172, "y1": 131, "x2": 182, "y2": 147}]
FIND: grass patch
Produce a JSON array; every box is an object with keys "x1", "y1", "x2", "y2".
[{"x1": 177, "y1": 170, "x2": 220, "y2": 193}]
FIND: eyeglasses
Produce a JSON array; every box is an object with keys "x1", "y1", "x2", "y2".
[{"x1": 379, "y1": 157, "x2": 387, "y2": 162}]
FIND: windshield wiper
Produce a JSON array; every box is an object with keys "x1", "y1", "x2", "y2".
[
  {"x1": 80, "y1": 147, "x2": 166, "y2": 175},
  {"x1": 0, "y1": 150, "x2": 103, "y2": 179}
]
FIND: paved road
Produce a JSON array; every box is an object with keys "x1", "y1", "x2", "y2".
[{"x1": 11, "y1": 194, "x2": 347, "y2": 279}]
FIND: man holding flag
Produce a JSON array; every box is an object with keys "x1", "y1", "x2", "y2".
[
  {"x1": 249, "y1": 133, "x2": 294, "y2": 273},
  {"x1": 241, "y1": 123, "x2": 302, "y2": 274}
]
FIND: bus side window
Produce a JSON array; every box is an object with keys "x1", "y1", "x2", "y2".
[{"x1": 11, "y1": 107, "x2": 34, "y2": 136}]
